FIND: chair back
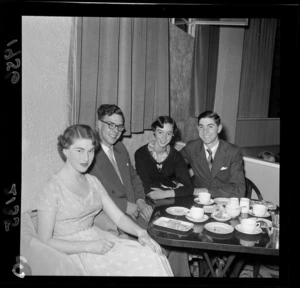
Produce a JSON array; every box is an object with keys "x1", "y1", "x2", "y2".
[{"x1": 245, "y1": 177, "x2": 263, "y2": 201}]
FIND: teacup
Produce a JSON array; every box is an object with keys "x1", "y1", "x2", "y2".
[
  {"x1": 226, "y1": 205, "x2": 241, "y2": 218},
  {"x1": 198, "y1": 192, "x2": 211, "y2": 204},
  {"x1": 228, "y1": 197, "x2": 239, "y2": 207},
  {"x1": 241, "y1": 218, "x2": 261, "y2": 233},
  {"x1": 187, "y1": 206, "x2": 204, "y2": 220},
  {"x1": 252, "y1": 204, "x2": 267, "y2": 217}
]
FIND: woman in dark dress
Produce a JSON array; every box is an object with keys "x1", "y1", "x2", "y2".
[
  {"x1": 134, "y1": 116, "x2": 195, "y2": 276},
  {"x1": 135, "y1": 116, "x2": 194, "y2": 200}
]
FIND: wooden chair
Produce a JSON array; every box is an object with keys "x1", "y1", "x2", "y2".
[{"x1": 245, "y1": 177, "x2": 263, "y2": 201}]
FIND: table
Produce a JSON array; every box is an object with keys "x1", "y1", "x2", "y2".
[{"x1": 147, "y1": 196, "x2": 279, "y2": 277}]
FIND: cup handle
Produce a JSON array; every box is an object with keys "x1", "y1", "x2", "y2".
[{"x1": 256, "y1": 222, "x2": 261, "y2": 229}]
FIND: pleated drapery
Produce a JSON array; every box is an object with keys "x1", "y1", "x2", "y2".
[
  {"x1": 238, "y1": 18, "x2": 277, "y2": 118},
  {"x1": 189, "y1": 24, "x2": 220, "y2": 117},
  {"x1": 74, "y1": 17, "x2": 169, "y2": 135}
]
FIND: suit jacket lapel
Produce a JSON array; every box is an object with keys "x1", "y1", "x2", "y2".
[
  {"x1": 197, "y1": 144, "x2": 212, "y2": 177},
  {"x1": 98, "y1": 149, "x2": 125, "y2": 191},
  {"x1": 211, "y1": 140, "x2": 226, "y2": 179},
  {"x1": 113, "y1": 145, "x2": 135, "y2": 203}
]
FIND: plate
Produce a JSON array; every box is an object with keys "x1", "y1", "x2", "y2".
[
  {"x1": 204, "y1": 222, "x2": 234, "y2": 234},
  {"x1": 166, "y1": 206, "x2": 189, "y2": 216},
  {"x1": 203, "y1": 205, "x2": 217, "y2": 213},
  {"x1": 153, "y1": 217, "x2": 194, "y2": 232},
  {"x1": 214, "y1": 197, "x2": 229, "y2": 206},
  {"x1": 211, "y1": 211, "x2": 231, "y2": 222},
  {"x1": 248, "y1": 209, "x2": 270, "y2": 218},
  {"x1": 185, "y1": 214, "x2": 209, "y2": 223},
  {"x1": 235, "y1": 224, "x2": 262, "y2": 235},
  {"x1": 194, "y1": 198, "x2": 215, "y2": 205}
]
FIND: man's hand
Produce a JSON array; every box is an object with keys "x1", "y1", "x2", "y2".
[
  {"x1": 126, "y1": 201, "x2": 139, "y2": 219},
  {"x1": 136, "y1": 199, "x2": 153, "y2": 222}
]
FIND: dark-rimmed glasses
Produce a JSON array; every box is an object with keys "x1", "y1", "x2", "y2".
[{"x1": 100, "y1": 120, "x2": 125, "y2": 132}]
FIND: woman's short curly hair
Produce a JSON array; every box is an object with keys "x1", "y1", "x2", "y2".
[{"x1": 57, "y1": 124, "x2": 99, "y2": 161}]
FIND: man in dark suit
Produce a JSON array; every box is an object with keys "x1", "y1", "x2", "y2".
[
  {"x1": 181, "y1": 110, "x2": 245, "y2": 198},
  {"x1": 90, "y1": 104, "x2": 191, "y2": 276},
  {"x1": 89, "y1": 104, "x2": 153, "y2": 233},
  {"x1": 181, "y1": 111, "x2": 246, "y2": 276}
]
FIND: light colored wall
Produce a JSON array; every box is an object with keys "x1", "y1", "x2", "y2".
[
  {"x1": 243, "y1": 156, "x2": 280, "y2": 206},
  {"x1": 22, "y1": 17, "x2": 73, "y2": 212}
]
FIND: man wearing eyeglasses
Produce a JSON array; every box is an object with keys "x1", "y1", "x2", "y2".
[{"x1": 89, "y1": 104, "x2": 153, "y2": 236}]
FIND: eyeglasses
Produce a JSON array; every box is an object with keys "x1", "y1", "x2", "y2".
[{"x1": 100, "y1": 120, "x2": 125, "y2": 132}]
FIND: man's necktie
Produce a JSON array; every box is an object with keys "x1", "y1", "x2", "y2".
[
  {"x1": 207, "y1": 148, "x2": 213, "y2": 171},
  {"x1": 107, "y1": 147, "x2": 123, "y2": 184}
]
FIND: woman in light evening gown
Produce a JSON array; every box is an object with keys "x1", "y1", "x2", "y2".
[{"x1": 35, "y1": 124, "x2": 173, "y2": 276}]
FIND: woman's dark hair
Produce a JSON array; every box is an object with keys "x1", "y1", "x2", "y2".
[
  {"x1": 151, "y1": 116, "x2": 179, "y2": 142},
  {"x1": 198, "y1": 111, "x2": 221, "y2": 126},
  {"x1": 57, "y1": 124, "x2": 99, "y2": 161}
]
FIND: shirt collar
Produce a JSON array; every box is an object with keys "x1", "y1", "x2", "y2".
[
  {"x1": 204, "y1": 140, "x2": 219, "y2": 158},
  {"x1": 101, "y1": 143, "x2": 112, "y2": 156}
]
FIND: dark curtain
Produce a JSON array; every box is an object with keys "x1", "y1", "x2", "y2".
[{"x1": 189, "y1": 25, "x2": 220, "y2": 117}]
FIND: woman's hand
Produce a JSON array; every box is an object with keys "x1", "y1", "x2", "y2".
[
  {"x1": 84, "y1": 239, "x2": 116, "y2": 255},
  {"x1": 148, "y1": 188, "x2": 174, "y2": 200},
  {"x1": 138, "y1": 231, "x2": 162, "y2": 255}
]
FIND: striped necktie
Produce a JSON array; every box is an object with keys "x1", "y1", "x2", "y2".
[
  {"x1": 107, "y1": 147, "x2": 123, "y2": 184},
  {"x1": 207, "y1": 148, "x2": 213, "y2": 171}
]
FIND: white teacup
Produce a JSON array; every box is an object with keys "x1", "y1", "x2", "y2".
[
  {"x1": 187, "y1": 206, "x2": 204, "y2": 220},
  {"x1": 252, "y1": 204, "x2": 267, "y2": 217},
  {"x1": 228, "y1": 197, "x2": 239, "y2": 207},
  {"x1": 198, "y1": 192, "x2": 211, "y2": 204},
  {"x1": 241, "y1": 218, "x2": 261, "y2": 233}
]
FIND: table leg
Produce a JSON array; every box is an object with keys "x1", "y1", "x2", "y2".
[
  {"x1": 253, "y1": 261, "x2": 261, "y2": 278},
  {"x1": 229, "y1": 257, "x2": 245, "y2": 277},
  {"x1": 203, "y1": 252, "x2": 217, "y2": 277}
]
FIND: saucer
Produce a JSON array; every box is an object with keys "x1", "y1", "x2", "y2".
[
  {"x1": 248, "y1": 209, "x2": 270, "y2": 218},
  {"x1": 194, "y1": 198, "x2": 214, "y2": 205},
  {"x1": 235, "y1": 224, "x2": 262, "y2": 235},
  {"x1": 166, "y1": 206, "x2": 189, "y2": 216},
  {"x1": 185, "y1": 214, "x2": 209, "y2": 223},
  {"x1": 211, "y1": 211, "x2": 231, "y2": 222}
]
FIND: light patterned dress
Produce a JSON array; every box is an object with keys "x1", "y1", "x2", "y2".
[{"x1": 35, "y1": 174, "x2": 173, "y2": 276}]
